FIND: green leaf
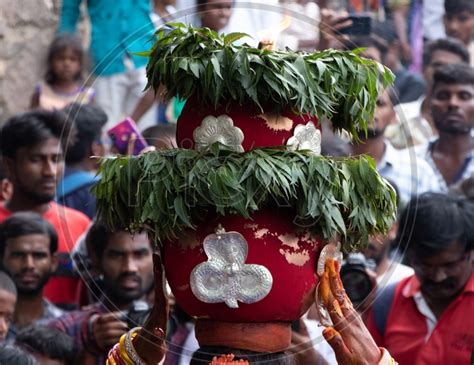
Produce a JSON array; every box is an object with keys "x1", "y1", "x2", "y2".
[
  {"x1": 94, "y1": 148, "x2": 397, "y2": 250},
  {"x1": 210, "y1": 55, "x2": 223, "y2": 79},
  {"x1": 143, "y1": 23, "x2": 392, "y2": 140},
  {"x1": 224, "y1": 32, "x2": 251, "y2": 45}
]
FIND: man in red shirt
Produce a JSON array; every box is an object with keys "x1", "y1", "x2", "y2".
[
  {"x1": 0, "y1": 110, "x2": 90, "y2": 307},
  {"x1": 368, "y1": 192, "x2": 474, "y2": 364}
]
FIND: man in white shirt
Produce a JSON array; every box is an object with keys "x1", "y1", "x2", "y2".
[
  {"x1": 387, "y1": 38, "x2": 470, "y2": 149},
  {"x1": 351, "y1": 87, "x2": 441, "y2": 205},
  {"x1": 362, "y1": 180, "x2": 414, "y2": 287},
  {"x1": 416, "y1": 63, "x2": 474, "y2": 190}
]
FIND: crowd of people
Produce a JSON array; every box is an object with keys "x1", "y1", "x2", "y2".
[{"x1": 0, "y1": 0, "x2": 473, "y2": 364}]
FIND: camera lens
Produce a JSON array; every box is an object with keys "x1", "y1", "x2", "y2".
[{"x1": 340, "y1": 269, "x2": 372, "y2": 304}]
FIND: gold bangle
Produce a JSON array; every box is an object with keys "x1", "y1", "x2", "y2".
[
  {"x1": 124, "y1": 327, "x2": 147, "y2": 365},
  {"x1": 119, "y1": 332, "x2": 136, "y2": 365}
]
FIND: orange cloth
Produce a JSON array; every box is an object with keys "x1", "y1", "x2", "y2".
[
  {"x1": 0, "y1": 202, "x2": 90, "y2": 305},
  {"x1": 368, "y1": 273, "x2": 474, "y2": 365}
]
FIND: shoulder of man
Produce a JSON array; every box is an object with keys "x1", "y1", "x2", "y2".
[
  {"x1": 47, "y1": 202, "x2": 91, "y2": 227},
  {"x1": 48, "y1": 303, "x2": 103, "y2": 335},
  {"x1": 370, "y1": 276, "x2": 413, "y2": 337}
]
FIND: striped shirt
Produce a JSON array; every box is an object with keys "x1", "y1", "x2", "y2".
[{"x1": 378, "y1": 142, "x2": 442, "y2": 204}]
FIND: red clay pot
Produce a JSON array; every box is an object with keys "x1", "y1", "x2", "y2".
[{"x1": 163, "y1": 207, "x2": 322, "y2": 322}]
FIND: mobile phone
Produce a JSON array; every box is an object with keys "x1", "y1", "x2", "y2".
[
  {"x1": 339, "y1": 15, "x2": 372, "y2": 36},
  {"x1": 107, "y1": 117, "x2": 148, "y2": 155}
]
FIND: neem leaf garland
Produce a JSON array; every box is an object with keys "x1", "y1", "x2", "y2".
[
  {"x1": 144, "y1": 24, "x2": 394, "y2": 141},
  {"x1": 93, "y1": 146, "x2": 397, "y2": 250}
]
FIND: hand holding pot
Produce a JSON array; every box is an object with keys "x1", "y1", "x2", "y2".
[
  {"x1": 132, "y1": 253, "x2": 169, "y2": 364},
  {"x1": 319, "y1": 259, "x2": 384, "y2": 365}
]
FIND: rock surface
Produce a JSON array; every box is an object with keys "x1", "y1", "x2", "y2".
[{"x1": 0, "y1": 0, "x2": 88, "y2": 121}]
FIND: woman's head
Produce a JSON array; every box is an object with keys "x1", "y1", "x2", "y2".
[
  {"x1": 45, "y1": 34, "x2": 84, "y2": 85},
  {"x1": 198, "y1": 0, "x2": 233, "y2": 32}
]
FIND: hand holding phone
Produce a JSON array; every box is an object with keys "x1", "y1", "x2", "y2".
[
  {"x1": 107, "y1": 117, "x2": 149, "y2": 156},
  {"x1": 338, "y1": 14, "x2": 372, "y2": 36}
]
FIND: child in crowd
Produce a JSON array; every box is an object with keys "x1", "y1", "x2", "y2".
[{"x1": 30, "y1": 34, "x2": 94, "y2": 110}]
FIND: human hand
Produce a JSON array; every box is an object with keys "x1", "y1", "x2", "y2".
[
  {"x1": 92, "y1": 312, "x2": 129, "y2": 351},
  {"x1": 319, "y1": 259, "x2": 382, "y2": 365},
  {"x1": 133, "y1": 252, "x2": 169, "y2": 364},
  {"x1": 318, "y1": 8, "x2": 352, "y2": 50}
]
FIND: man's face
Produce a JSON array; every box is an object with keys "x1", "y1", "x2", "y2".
[
  {"x1": 359, "y1": 89, "x2": 395, "y2": 140},
  {"x1": 51, "y1": 47, "x2": 81, "y2": 83},
  {"x1": 101, "y1": 232, "x2": 153, "y2": 304},
  {"x1": 201, "y1": 0, "x2": 233, "y2": 31},
  {"x1": 423, "y1": 50, "x2": 466, "y2": 91},
  {"x1": 0, "y1": 289, "x2": 16, "y2": 342},
  {"x1": 412, "y1": 240, "x2": 473, "y2": 300},
  {"x1": 2, "y1": 234, "x2": 57, "y2": 296},
  {"x1": 444, "y1": 11, "x2": 474, "y2": 45},
  {"x1": 5, "y1": 138, "x2": 64, "y2": 204},
  {"x1": 431, "y1": 82, "x2": 474, "y2": 134},
  {"x1": 364, "y1": 223, "x2": 398, "y2": 267}
]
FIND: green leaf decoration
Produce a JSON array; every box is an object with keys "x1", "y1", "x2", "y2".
[
  {"x1": 93, "y1": 146, "x2": 397, "y2": 251},
  {"x1": 145, "y1": 24, "x2": 394, "y2": 141}
]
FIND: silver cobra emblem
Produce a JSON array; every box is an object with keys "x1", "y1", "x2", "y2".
[
  {"x1": 193, "y1": 115, "x2": 245, "y2": 152},
  {"x1": 287, "y1": 121, "x2": 321, "y2": 155},
  {"x1": 190, "y1": 230, "x2": 273, "y2": 308}
]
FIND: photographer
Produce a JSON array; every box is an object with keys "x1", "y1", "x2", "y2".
[{"x1": 49, "y1": 222, "x2": 154, "y2": 364}]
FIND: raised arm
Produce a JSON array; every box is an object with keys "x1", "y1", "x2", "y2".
[{"x1": 58, "y1": 0, "x2": 82, "y2": 33}]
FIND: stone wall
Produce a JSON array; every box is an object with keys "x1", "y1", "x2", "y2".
[{"x1": 0, "y1": 0, "x2": 88, "y2": 122}]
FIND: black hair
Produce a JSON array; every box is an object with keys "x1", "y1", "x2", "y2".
[
  {"x1": 196, "y1": 0, "x2": 235, "y2": 7},
  {"x1": 0, "y1": 164, "x2": 7, "y2": 180},
  {"x1": 432, "y1": 63, "x2": 474, "y2": 91},
  {"x1": 85, "y1": 221, "x2": 151, "y2": 263},
  {"x1": 0, "y1": 270, "x2": 17, "y2": 296},
  {"x1": 445, "y1": 0, "x2": 474, "y2": 15},
  {"x1": 0, "y1": 109, "x2": 74, "y2": 159},
  {"x1": 422, "y1": 38, "x2": 470, "y2": 68},
  {"x1": 450, "y1": 176, "x2": 474, "y2": 201},
  {"x1": 45, "y1": 33, "x2": 84, "y2": 85},
  {"x1": 0, "y1": 212, "x2": 58, "y2": 260},
  {"x1": 16, "y1": 325, "x2": 74, "y2": 363},
  {"x1": 343, "y1": 35, "x2": 387, "y2": 56},
  {"x1": 141, "y1": 124, "x2": 177, "y2": 147},
  {"x1": 0, "y1": 344, "x2": 39, "y2": 365},
  {"x1": 396, "y1": 193, "x2": 474, "y2": 258},
  {"x1": 63, "y1": 103, "x2": 108, "y2": 164},
  {"x1": 191, "y1": 347, "x2": 295, "y2": 364},
  {"x1": 85, "y1": 221, "x2": 115, "y2": 260},
  {"x1": 372, "y1": 20, "x2": 398, "y2": 45}
]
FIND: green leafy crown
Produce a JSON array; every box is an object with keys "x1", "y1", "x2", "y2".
[
  {"x1": 93, "y1": 146, "x2": 397, "y2": 250},
  {"x1": 143, "y1": 23, "x2": 394, "y2": 141}
]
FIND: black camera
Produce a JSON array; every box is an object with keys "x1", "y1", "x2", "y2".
[
  {"x1": 125, "y1": 301, "x2": 151, "y2": 329},
  {"x1": 340, "y1": 253, "x2": 377, "y2": 306}
]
